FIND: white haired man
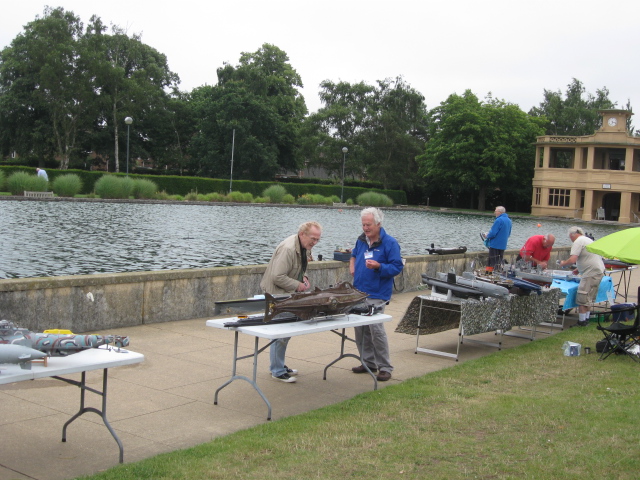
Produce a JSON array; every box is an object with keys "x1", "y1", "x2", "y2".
[
  {"x1": 484, "y1": 206, "x2": 512, "y2": 271},
  {"x1": 349, "y1": 207, "x2": 403, "y2": 381},
  {"x1": 558, "y1": 226, "x2": 605, "y2": 327}
]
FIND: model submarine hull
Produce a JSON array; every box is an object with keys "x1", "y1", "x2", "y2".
[
  {"x1": 421, "y1": 274, "x2": 484, "y2": 299},
  {"x1": 0, "y1": 344, "x2": 48, "y2": 369},
  {"x1": 436, "y1": 272, "x2": 510, "y2": 298},
  {"x1": 426, "y1": 246, "x2": 467, "y2": 255},
  {"x1": 264, "y1": 282, "x2": 368, "y2": 322}
]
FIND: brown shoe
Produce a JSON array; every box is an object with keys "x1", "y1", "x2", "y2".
[
  {"x1": 352, "y1": 365, "x2": 377, "y2": 374},
  {"x1": 376, "y1": 371, "x2": 391, "y2": 381}
]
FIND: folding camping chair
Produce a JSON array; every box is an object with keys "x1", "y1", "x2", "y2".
[{"x1": 594, "y1": 287, "x2": 640, "y2": 362}]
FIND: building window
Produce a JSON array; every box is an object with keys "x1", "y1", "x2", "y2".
[
  {"x1": 548, "y1": 188, "x2": 570, "y2": 207},
  {"x1": 537, "y1": 148, "x2": 543, "y2": 168},
  {"x1": 534, "y1": 187, "x2": 541, "y2": 205},
  {"x1": 549, "y1": 148, "x2": 574, "y2": 168}
]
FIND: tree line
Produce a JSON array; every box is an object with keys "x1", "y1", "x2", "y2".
[{"x1": 0, "y1": 7, "x2": 632, "y2": 210}]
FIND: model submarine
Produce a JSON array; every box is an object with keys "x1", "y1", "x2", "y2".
[{"x1": 263, "y1": 282, "x2": 368, "y2": 322}]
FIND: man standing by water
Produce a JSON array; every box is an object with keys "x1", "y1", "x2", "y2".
[
  {"x1": 350, "y1": 207, "x2": 403, "y2": 382},
  {"x1": 260, "y1": 221, "x2": 322, "y2": 383},
  {"x1": 484, "y1": 206, "x2": 512, "y2": 271},
  {"x1": 558, "y1": 226, "x2": 605, "y2": 327},
  {"x1": 36, "y1": 168, "x2": 48, "y2": 181}
]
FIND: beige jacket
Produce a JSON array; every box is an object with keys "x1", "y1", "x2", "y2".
[{"x1": 260, "y1": 234, "x2": 305, "y2": 294}]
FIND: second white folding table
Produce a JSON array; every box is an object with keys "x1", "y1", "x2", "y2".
[{"x1": 207, "y1": 313, "x2": 392, "y2": 420}]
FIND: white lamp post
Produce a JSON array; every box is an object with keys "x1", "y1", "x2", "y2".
[
  {"x1": 341, "y1": 146, "x2": 348, "y2": 203},
  {"x1": 125, "y1": 117, "x2": 133, "y2": 175}
]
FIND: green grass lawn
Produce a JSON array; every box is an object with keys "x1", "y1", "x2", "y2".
[{"x1": 77, "y1": 323, "x2": 640, "y2": 480}]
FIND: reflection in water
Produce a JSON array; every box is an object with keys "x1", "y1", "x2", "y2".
[{"x1": 0, "y1": 201, "x2": 623, "y2": 279}]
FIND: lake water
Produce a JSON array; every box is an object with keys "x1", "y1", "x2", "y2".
[{"x1": 0, "y1": 201, "x2": 624, "y2": 279}]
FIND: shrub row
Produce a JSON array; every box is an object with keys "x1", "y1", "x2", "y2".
[{"x1": 0, "y1": 166, "x2": 407, "y2": 204}]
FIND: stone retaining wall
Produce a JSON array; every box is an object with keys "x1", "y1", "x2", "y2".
[{"x1": 0, "y1": 247, "x2": 570, "y2": 332}]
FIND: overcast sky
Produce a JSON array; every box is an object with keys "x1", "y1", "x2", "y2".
[{"x1": 2, "y1": 0, "x2": 640, "y2": 117}]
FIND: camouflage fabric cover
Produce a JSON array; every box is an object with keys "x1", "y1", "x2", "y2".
[{"x1": 396, "y1": 288, "x2": 561, "y2": 336}]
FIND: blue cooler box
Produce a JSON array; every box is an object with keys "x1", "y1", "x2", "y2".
[{"x1": 611, "y1": 303, "x2": 637, "y2": 322}]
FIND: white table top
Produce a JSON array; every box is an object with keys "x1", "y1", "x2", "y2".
[
  {"x1": 206, "y1": 313, "x2": 393, "y2": 340},
  {"x1": 0, "y1": 346, "x2": 145, "y2": 385}
]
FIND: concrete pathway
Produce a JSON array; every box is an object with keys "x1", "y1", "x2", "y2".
[{"x1": 1, "y1": 275, "x2": 638, "y2": 480}]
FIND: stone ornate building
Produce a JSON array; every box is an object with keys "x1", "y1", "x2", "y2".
[{"x1": 531, "y1": 109, "x2": 640, "y2": 224}]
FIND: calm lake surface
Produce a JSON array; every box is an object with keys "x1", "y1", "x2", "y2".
[{"x1": 0, "y1": 201, "x2": 625, "y2": 279}]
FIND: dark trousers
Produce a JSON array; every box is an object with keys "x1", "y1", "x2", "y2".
[{"x1": 488, "y1": 248, "x2": 505, "y2": 270}]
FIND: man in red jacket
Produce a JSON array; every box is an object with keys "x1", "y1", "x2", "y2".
[{"x1": 517, "y1": 234, "x2": 555, "y2": 269}]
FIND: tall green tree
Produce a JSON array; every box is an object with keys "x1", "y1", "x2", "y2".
[
  {"x1": 301, "y1": 80, "x2": 374, "y2": 181},
  {"x1": 0, "y1": 8, "x2": 179, "y2": 171},
  {"x1": 302, "y1": 77, "x2": 428, "y2": 190},
  {"x1": 364, "y1": 77, "x2": 429, "y2": 189},
  {"x1": 189, "y1": 44, "x2": 307, "y2": 181},
  {"x1": 0, "y1": 7, "x2": 96, "y2": 168},
  {"x1": 529, "y1": 78, "x2": 618, "y2": 136},
  {"x1": 86, "y1": 21, "x2": 179, "y2": 172},
  {"x1": 418, "y1": 91, "x2": 545, "y2": 211}
]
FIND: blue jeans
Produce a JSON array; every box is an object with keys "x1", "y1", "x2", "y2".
[{"x1": 269, "y1": 337, "x2": 290, "y2": 376}]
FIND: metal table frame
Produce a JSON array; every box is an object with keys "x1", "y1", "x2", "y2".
[
  {"x1": 207, "y1": 313, "x2": 392, "y2": 420},
  {"x1": 0, "y1": 346, "x2": 144, "y2": 463},
  {"x1": 605, "y1": 265, "x2": 637, "y2": 303},
  {"x1": 414, "y1": 295, "x2": 503, "y2": 362}
]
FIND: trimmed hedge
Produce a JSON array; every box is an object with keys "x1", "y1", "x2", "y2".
[{"x1": 0, "y1": 166, "x2": 407, "y2": 204}]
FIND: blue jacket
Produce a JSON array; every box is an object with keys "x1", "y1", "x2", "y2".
[
  {"x1": 486, "y1": 213, "x2": 512, "y2": 250},
  {"x1": 351, "y1": 227, "x2": 403, "y2": 301}
]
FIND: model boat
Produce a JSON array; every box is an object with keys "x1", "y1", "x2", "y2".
[
  {"x1": 421, "y1": 274, "x2": 484, "y2": 299},
  {"x1": 0, "y1": 344, "x2": 48, "y2": 370},
  {"x1": 263, "y1": 282, "x2": 368, "y2": 322},
  {"x1": 0, "y1": 320, "x2": 129, "y2": 356},
  {"x1": 435, "y1": 272, "x2": 510, "y2": 298},
  {"x1": 426, "y1": 244, "x2": 467, "y2": 255}
]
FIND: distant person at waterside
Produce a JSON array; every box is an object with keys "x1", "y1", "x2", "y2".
[
  {"x1": 558, "y1": 226, "x2": 605, "y2": 327},
  {"x1": 517, "y1": 234, "x2": 555, "y2": 269},
  {"x1": 484, "y1": 206, "x2": 512, "y2": 271},
  {"x1": 36, "y1": 168, "x2": 48, "y2": 181},
  {"x1": 260, "y1": 221, "x2": 322, "y2": 383}
]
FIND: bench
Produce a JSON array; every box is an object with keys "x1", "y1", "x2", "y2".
[{"x1": 23, "y1": 191, "x2": 54, "y2": 198}]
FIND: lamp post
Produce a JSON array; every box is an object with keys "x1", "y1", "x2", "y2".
[
  {"x1": 124, "y1": 117, "x2": 133, "y2": 175},
  {"x1": 341, "y1": 146, "x2": 348, "y2": 203}
]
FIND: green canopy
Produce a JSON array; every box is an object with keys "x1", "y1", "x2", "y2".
[{"x1": 586, "y1": 227, "x2": 640, "y2": 265}]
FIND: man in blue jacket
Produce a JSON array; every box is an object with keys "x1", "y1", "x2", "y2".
[
  {"x1": 485, "y1": 206, "x2": 512, "y2": 271},
  {"x1": 349, "y1": 207, "x2": 404, "y2": 381}
]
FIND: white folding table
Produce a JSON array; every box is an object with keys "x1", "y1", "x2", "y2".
[
  {"x1": 207, "y1": 313, "x2": 392, "y2": 420},
  {"x1": 0, "y1": 346, "x2": 144, "y2": 463}
]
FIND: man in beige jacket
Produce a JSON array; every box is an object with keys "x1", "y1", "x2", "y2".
[{"x1": 260, "y1": 221, "x2": 322, "y2": 382}]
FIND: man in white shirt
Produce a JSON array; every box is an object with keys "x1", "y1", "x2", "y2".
[{"x1": 558, "y1": 226, "x2": 605, "y2": 326}]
